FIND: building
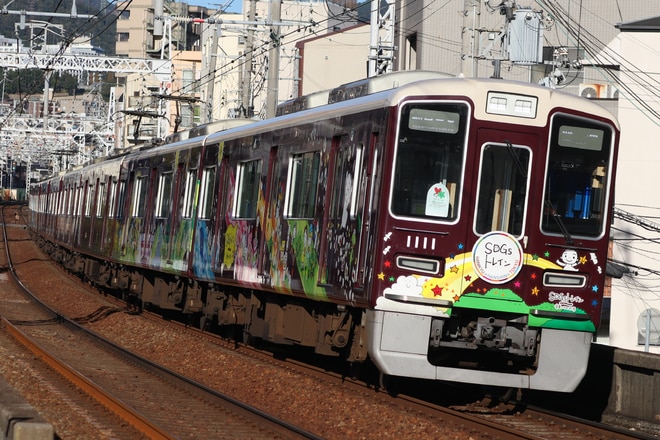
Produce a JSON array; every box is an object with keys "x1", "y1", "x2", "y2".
[
  {"x1": 608, "y1": 15, "x2": 660, "y2": 353},
  {"x1": 199, "y1": 0, "x2": 361, "y2": 120},
  {"x1": 294, "y1": 23, "x2": 370, "y2": 97}
]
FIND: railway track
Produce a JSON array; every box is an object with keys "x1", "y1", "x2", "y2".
[
  {"x1": 0, "y1": 204, "x2": 320, "y2": 439},
  {"x1": 7, "y1": 203, "x2": 659, "y2": 439}
]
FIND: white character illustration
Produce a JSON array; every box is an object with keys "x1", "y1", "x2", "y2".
[{"x1": 557, "y1": 249, "x2": 579, "y2": 271}]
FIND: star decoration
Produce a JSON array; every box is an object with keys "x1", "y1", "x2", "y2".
[
  {"x1": 464, "y1": 275, "x2": 472, "y2": 282},
  {"x1": 592, "y1": 299, "x2": 599, "y2": 307},
  {"x1": 449, "y1": 253, "x2": 455, "y2": 259},
  {"x1": 592, "y1": 285, "x2": 599, "y2": 292},
  {"x1": 544, "y1": 251, "x2": 550, "y2": 257},
  {"x1": 579, "y1": 256, "x2": 587, "y2": 265},
  {"x1": 450, "y1": 265, "x2": 459, "y2": 274},
  {"x1": 531, "y1": 286, "x2": 539, "y2": 296},
  {"x1": 514, "y1": 281, "x2": 521, "y2": 288},
  {"x1": 532, "y1": 254, "x2": 539, "y2": 261},
  {"x1": 457, "y1": 243, "x2": 464, "y2": 250},
  {"x1": 432, "y1": 285, "x2": 443, "y2": 296},
  {"x1": 531, "y1": 273, "x2": 537, "y2": 280},
  {"x1": 377, "y1": 272, "x2": 385, "y2": 280},
  {"x1": 453, "y1": 295, "x2": 460, "y2": 302},
  {"x1": 384, "y1": 260, "x2": 392, "y2": 268},
  {"x1": 389, "y1": 276, "x2": 395, "y2": 282}
]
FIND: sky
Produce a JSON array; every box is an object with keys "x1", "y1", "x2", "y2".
[{"x1": 189, "y1": 0, "x2": 242, "y2": 14}]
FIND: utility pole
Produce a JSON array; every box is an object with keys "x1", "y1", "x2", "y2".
[
  {"x1": 265, "y1": 0, "x2": 282, "y2": 119},
  {"x1": 368, "y1": 0, "x2": 395, "y2": 77},
  {"x1": 239, "y1": 0, "x2": 257, "y2": 118},
  {"x1": 460, "y1": 0, "x2": 481, "y2": 77},
  {"x1": 205, "y1": 26, "x2": 219, "y2": 123}
]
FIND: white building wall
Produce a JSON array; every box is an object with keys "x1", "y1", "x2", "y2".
[
  {"x1": 610, "y1": 29, "x2": 660, "y2": 353},
  {"x1": 201, "y1": 1, "x2": 360, "y2": 120},
  {"x1": 297, "y1": 25, "x2": 370, "y2": 96}
]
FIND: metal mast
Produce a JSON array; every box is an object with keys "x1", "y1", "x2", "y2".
[{"x1": 368, "y1": 0, "x2": 395, "y2": 77}]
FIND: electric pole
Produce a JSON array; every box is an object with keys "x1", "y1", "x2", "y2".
[{"x1": 265, "y1": 0, "x2": 282, "y2": 119}]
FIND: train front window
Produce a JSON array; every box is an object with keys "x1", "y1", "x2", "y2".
[
  {"x1": 392, "y1": 103, "x2": 468, "y2": 221},
  {"x1": 543, "y1": 114, "x2": 613, "y2": 238},
  {"x1": 475, "y1": 144, "x2": 531, "y2": 236}
]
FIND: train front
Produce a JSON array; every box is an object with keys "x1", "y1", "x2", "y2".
[{"x1": 366, "y1": 81, "x2": 618, "y2": 392}]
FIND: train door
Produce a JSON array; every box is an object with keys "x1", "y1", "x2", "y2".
[
  {"x1": 102, "y1": 177, "x2": 118, "y2": 252},
  {"x1": 318, "y1": 134, "x2": 370, "y2": 302},
  {"x1": 153, "y1": 166, "x2": 175, "y2": 268},
  {"x1": 91, "y1": 177, "x2": 108, "y2": 250},
  {"x1": 140, "y1": 167, "x2": 158, "y2": 264},
  {"x1": 78, "y1": 179, "x2": 93, "y2": 247},
  {"x1": 464, "y1": 129, "x2": 535, "y2": 282},
  {"x1": 257, "y1": 146, "x2": 279, "y2": 283},
  {"x1": 164, "y1": 163, "x2": 184, "y2": 265}
]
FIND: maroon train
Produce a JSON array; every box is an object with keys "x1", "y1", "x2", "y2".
[{"x1": 30, "y1": 71, "x2": 619, "y2": 392}]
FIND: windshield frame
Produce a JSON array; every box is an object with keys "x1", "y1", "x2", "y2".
[{"x1": 389, "y1": 100, "x2": 471, "y2": 224}]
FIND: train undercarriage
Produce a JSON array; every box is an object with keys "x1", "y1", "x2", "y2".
[{"x1": 34, "y1": 234, "x2": 369, "y2": 365}]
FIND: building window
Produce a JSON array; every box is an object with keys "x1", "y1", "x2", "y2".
[{"x1": 117, "y1": 33, "x2": 130, "y2": 42}]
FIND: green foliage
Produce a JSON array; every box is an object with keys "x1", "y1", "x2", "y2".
[
  {"x1": 1, "y1": 70, "x2": 84, "y2": 95},
  {"x1": 0, "y1": 0, "x2": 116, "y2": 55}
]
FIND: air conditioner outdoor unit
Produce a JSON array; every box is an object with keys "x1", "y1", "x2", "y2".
[{"x1": 579, "y1": 83, "x2": 615, "y2": 99}]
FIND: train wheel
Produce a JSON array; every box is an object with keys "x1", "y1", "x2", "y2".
[{"x1": 349, "y1": 361, "x2": 362, "y2": 380}]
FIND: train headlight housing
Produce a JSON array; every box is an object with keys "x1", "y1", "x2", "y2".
[
  {"x1": 543, "y1": 272, "x2": 587, "y2": 288},
  {"x1": 486, "y1": 92, "x2": 538, "y2": 119},
  {"x1": 396, "y1": 255, "x2": 441, "y2": 275}
]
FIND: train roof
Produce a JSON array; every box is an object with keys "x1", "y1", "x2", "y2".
[
  {"x1": 203, "y1": 74, "x2": 619, "y2": 146},
  {"x1": 40, "y1": 72, "x2": 619, "y2": 186}
]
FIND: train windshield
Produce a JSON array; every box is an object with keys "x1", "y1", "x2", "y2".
[
  {"x1": 543, "y1": 114, "x2": 614, "y2": 238},
  {"x1": 391, "y1": 102, "x2": 469, "y2": 220}
]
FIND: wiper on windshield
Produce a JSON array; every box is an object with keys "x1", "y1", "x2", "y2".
[{"x1": 504, "y1": 141, "x2": 574, "y2": 246}]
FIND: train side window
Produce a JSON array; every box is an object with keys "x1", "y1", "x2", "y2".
[
  {"x1": 474, "y1": 144, "x2": 531, "y2": 236},
  {"x1": 96, "y1": 182, "x2": 106, "y2": 218},
  {"x1": 182, "y1": 169, "x2": 197, "y2": 219},
  {"x1": 108, "y1": 180, "x2": 117, "y2": 218},
  {"x1": 84, "y1": 183, "x2": 94, "y2": 217},
  {"x1": 234, "y1": 159, "x2": 262, "y2": 219},
  {"x1": 70, "y1": 186, "x2": 76, "y2": 216},
  {"x1": 131, "y1": 176, "x2": 148, "y2": 218},
  {"x1": 198, "y1": 167, "x2": 216, "y2": 220},
  {"x1": 155, "y1": 172, "x2": 173, "y2": 218},
  {"x1": 330, "y1": 143, "x2": 363, "y2": 221},
  {"x1": 116, "y1": 180, "x2": 127, "y2": 219},
  {"x1": 66, "y1": 187, "x2": 72, "y2": 215},
  {"x1": 285, "y1": 151, "x2": 320, "y2": 219},
  {"x1": 75, "y1": 185, "x2": 83, "y2": 216}
]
